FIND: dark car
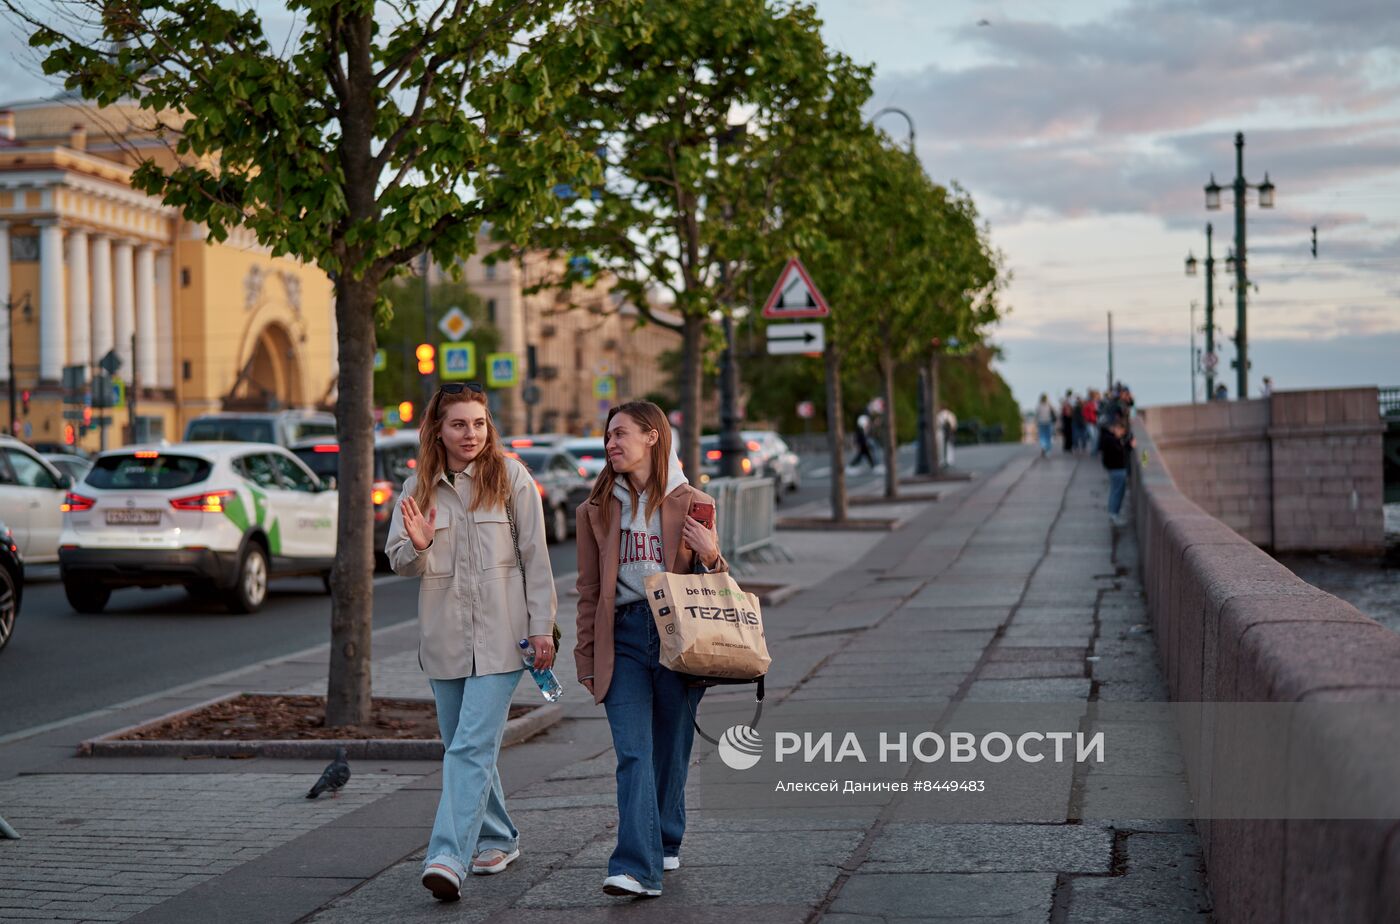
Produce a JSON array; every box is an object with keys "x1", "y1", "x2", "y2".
[
  {"x1": 506, "y1": 448, "x2": 593, "y2": 544},
  {"x1": 290, "y1": 432, "x2": 420, "y2": 569},
  {"x1": 0, "y1": 521, "x2": 25, "y2": 654}
]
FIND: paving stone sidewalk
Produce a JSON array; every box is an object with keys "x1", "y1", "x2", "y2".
[{"x1": 0, "y1": 446, "x2": 1214, "y2": 922}]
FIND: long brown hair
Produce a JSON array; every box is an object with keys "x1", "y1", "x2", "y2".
[
  {"x1": 585, "y1": 401, "x2": 672, "y2": 525},
  {"x1": 413, "y1": 388, "x2": 510, "y2": 514}
]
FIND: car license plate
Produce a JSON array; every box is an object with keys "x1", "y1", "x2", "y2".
[{"x1": 106, "y1": 508, "x2": 162, "y2": 526}]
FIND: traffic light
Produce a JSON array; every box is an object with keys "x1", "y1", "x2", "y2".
[
  {"x1": 64, "y1": 424, "x2": 75, "y2": 445},
  {"x1": 398, "y1": 401, "x2": 414, "y2": 424},
  {"x1": 20, "y1": 390, "x2": 28, "y2": 415},
  {"x1": 415, "y1": 343, "x2": 435, "y2": 375},
  {"x1": 82, "y1": 405, "x2": 92, "y2": 426}
]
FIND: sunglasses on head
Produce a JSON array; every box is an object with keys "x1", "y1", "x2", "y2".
[{"x1": 438, "y1": 382, "x2": 485, "y2": 395}]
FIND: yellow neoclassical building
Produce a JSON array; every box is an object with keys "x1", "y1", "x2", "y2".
[{"x1": 0, "y1": 97, "x2": 336, "y2": 451}]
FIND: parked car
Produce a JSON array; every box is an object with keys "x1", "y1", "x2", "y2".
[
  {"x1": 0, "y1": 521, "x2": 24, "y2": 654},
  {"x1": 506, "y1": 447, "x2": 593, "y2": 543},
  {"x1": 184, "y1": 410, "x2": 336, "y2": 447},
  {"x1": 561, "y1": 437, "x2": 609, "y2": 479},
  {"x1": 58, "y1": 442, "x2": 337, "y2": 614},
  {"x1": 743, "y1": 430, "x2": 801, "y2": 494},
  {"x1": 289, "y1": 432, "x2": 419, "y2": 569},
  {"x1": 696, "y1": 434, "x2": 756, "y2": 486},
  {"x1": 0, "y1": 435, "x2": 76, "y2": 563},
  {"x1": 44, "y1": 453, "x2": 95, "y2": 485}
]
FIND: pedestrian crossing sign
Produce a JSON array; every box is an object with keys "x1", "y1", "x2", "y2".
[
  {"x1": 439, "y1": 342, "x2": 476, "y2": 380},
  {"x1": 486, "y1": 353, "x2": 518, "y2": 388}
]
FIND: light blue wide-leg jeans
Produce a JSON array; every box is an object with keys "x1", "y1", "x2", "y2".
[{"x1": 423, "y1": 671, "x2": 523, "y2": 879}]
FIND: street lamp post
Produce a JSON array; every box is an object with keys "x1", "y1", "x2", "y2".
[
  {"x1": 1184, "y1": 222, "x2": 1218, "y2": 398},
  {"x1": 3, "y1": 293, "x2": 30, "y2": 436},
  {"x1": 871, "y1": 107, "x2": 937, "y2": 475},
  {"x1": 1204, "y1": 132, "x2": 1274, "y2": 399}
]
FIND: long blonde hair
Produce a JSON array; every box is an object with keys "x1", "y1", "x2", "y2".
[
  {"x1": 413, "y1": 388, "x2": 510, "y2": 513},
  {"x1": 585, "y1": 401, "x2": 672, "y2": 526}
]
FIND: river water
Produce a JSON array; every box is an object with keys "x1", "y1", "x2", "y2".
[{"x1": 1275, "y1": 504, "x2": 1400, "y2": 636}]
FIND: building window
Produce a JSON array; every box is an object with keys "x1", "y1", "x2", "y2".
[
  {"x1": 182, "y1": 360, "x2": 192, "y2": 381},
  {"x1": 484, "y1": 262, "x2": 497, "y2": 281},
  {"x1": 486, "y1": 298, "x2": 497, "y2": 323},
  {"x1": 9, "y1": 236, "x2": 37, "y2": 262},
  {"x1": 180, "y1": 268, "x2": 191, "y2": 287}
]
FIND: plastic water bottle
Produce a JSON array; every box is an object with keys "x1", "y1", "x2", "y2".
[{"x1": 519, "y1": 639, "x2": 564, "y2": 702}]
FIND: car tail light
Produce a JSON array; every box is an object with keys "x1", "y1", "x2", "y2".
[
  {"x1": 579, "y1": 454, "x2": 594, "y2": 461},
  {"x1": 536, "y1": 479, "x2": 547, "y2": 498},
  {"x1": 706, "y1": 450, "x2": 722, "y2": 461},
  {"x1": 171, "y1": 489, "x2": 235, "y2": 513},
  {"x1": 406, "y1": 459, "x2": 416, "y2": 469},
  {"x1": 747, "y1": 440, "x2": 761, "y2": 452},
  {"x1": 312, "y1": 444, "x2": 339, "y2": 453},
  {"x1": 61, "y1": 492, "x2": 96, "y2": 513},
  {"x1": 578, "y1": 467, "x2": 587, "y2": 477},
  {"x1": 511, "y1": 439, "x2": 534, "y2": 448},
  {"x1": 371, "y1": 480, "x2": 393, "y2": 506},
  {"x1": 741, "y1": 457, "x2": 752, "y2": 474},
  {"x1": 134, "y1": 450, "x2": 159, "y2": 459}
]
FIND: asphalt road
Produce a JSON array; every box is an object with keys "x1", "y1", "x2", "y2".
[{"x1": 0, "y1": 442, "x2": 937, "y2": 740}]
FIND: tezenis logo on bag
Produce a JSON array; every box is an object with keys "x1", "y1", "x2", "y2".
[{"x1": 682, "y1": 605, "x2": 760, "y2": 626}]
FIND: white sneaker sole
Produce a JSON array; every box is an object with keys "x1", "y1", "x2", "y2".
[
  {"x1": 470, "y1": 847, "x2": 520, "y2": 875},
  {"x1": 602, "y1": 874, "x2": 661, "y2": 897},
  {"x1": 663, "y1": 856, "x2": 680, "y2": 871}
]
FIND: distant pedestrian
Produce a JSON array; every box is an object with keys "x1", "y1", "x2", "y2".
[
  {"x1": 1101, "y1": 417, "x2": 1135, "y2": 526},
  {"x1": 388, "y1": 382, "x2": 558, "y2": 902},
  {"x1": 1060, "y1": 391, "x2": 1075, "y2": 453},
  {"x1": 1083, "y1": 390, "x2": 1100, "y2": 452},
  {"x1": 1213, "y1": 383, "x2": 1228, "y2": 401},
  {"x1": 937, "y1": 408, "x2": 957, "y2": 467},
  {"x1": 1071, "y1": 397, "x2": 1087, "y2": 453},
  {"x1": 574, "y1": 401, "x2": 726, "y2": 898},
  {"x1": 1035, "y1": 394, "x2": 1056, "y2": 457},
  {"x1": 849, "y1": 413, "x2": 876, "y2": 471},
  {"x1": 1261, "y1": 376, "x2": 1274, "y2": 397}
]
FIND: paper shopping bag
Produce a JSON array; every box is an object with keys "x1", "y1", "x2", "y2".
[{"x1": 643, "y1": 569, "x2": 771, "y2": 680}]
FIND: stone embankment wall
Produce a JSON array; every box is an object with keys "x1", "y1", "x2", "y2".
[
  {"x1": 1143, "y1": 387, "x2": 1383, "y2": 554},
  {"x1": 1131, "y1": 421, "x2": 1400, "y2": 922}
]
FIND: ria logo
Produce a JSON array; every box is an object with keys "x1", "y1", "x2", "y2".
[{"x1": 717, "y1": 724, "x2": 764, "y2": 770}]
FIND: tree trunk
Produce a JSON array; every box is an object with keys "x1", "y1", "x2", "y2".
[
  {"x1": 878, "y1": 347, "x2": 898, "y2": 499},
  {"x1": 326, "y1": 274, "x2": 379, "y2": 726},
  {"x1": 825, "y1": 346, "x2": 847, "y2": 523},
  {"x1": 678, "y1": 313, "x2": 705, "y2": 484}
]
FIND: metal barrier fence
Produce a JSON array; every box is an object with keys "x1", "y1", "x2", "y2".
[
  {"x1": 705, "y1": 476, "x2": 789, "y2": 571},
  {"x1": 1380, "y1": 386, "x2": 1400, "y2": 418}
]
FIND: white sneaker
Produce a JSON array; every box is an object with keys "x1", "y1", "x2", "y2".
[
  {"x1": 422, "y1": 864, "x2": 461, "y2": 902},
  {"x1": 603, "y1": 873, "x2": 661, "y2": 897},
  {"x1": 663, "y1": 855, "x2": 681, "y2": 871},
  {"x1": 470, "y1": 847, "x2": 520, "y2": 875}
]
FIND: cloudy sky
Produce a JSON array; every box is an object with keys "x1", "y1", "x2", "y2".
[
  {"x1": 816, "y1": 0, "x2": 1400, "y2": 408},
  {"x1": 3, "y1": 1, "x2": 1396, "y2": 409}
]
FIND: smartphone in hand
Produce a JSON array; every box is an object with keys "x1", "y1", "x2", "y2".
[{"x1": 688, "y1": 501, "x2": 715, "y2": 530}]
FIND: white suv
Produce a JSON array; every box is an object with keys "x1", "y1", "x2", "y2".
[{"x1": 58, "y1": 442, "x2": 337, "y2": 614}]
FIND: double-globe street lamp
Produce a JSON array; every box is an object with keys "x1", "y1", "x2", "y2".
[
  {"x1": 1184, "y1": 224, "x2": 1220, "y2": 398},
  {"x1": 1202, "y1": 132, "x2": 1274, "y2": 399}
]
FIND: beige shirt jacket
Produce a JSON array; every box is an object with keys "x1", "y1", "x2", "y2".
[
  {"x1": 574, "y1": 482, "x2": 728, "y2": 705},
  {"x1": 386, "y1": 457, "x2": 557, "y2": 679}
]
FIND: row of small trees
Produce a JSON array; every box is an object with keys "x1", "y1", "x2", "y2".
[{"x1": 14, "y1": 0, "x2": 1003, "y2": 725}]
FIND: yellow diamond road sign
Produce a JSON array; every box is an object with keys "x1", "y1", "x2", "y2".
[{"x1": 437, "y1": 306, "x2": 472, "y2": 342}]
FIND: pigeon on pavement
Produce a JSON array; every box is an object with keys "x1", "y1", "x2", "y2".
[{"x1": 306, "y1": 746, "x2": 351, "y2": 799}]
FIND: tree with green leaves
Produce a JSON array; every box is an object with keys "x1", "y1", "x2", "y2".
[
  {"x1": 14, "y1": 0, "x2": 636, "y2": 725},
  {"x1": 526, "y1": 0, "x2": 871, "y2": 478}
]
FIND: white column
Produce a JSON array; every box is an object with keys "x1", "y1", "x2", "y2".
[
  {"x1": 135, "y1": 244, "x2": 156, "y2": 388},
  {"x1": 155, "y1": 250, "x2": 173, "y2": 389},
  {"x1": 0, "y1": 222, "x2": 10, "y2": 378},
  {"x1": 67, "y1": 228, "x2": 91, "y2": 370},
  {"x1": 112, "y1": 239, "x2": 134, "y2": 376},
  {"x1": 90, "y1": 234, "x2": 114, "y2": 364},
  {"x1": 38, "y1": 220, "x2": 66, "y2": 381}
]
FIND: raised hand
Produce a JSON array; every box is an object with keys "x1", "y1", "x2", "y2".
[{"x1": 401, "y1": 496, "x2": 436, "y2": 551}]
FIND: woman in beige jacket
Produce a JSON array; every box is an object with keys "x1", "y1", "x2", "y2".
[
  {"x1": 386, "y1": 382, "x2": 557, "y2": 902},
  {"x1": 574, "y1": 401, "x2": 725, "y2": 898}
]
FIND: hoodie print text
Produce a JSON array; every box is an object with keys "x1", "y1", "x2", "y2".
[{"x1": 619, "y1": 528, "x2": 664, "y2": 566}]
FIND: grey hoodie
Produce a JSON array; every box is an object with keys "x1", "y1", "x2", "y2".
[{"x1": 612, "y1": 449, "x2": 689, "y2": 607}]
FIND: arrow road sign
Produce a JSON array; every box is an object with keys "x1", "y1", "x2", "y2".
[{"x1": 766, "y1": 322, "x2": 825, "y2": 355}]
